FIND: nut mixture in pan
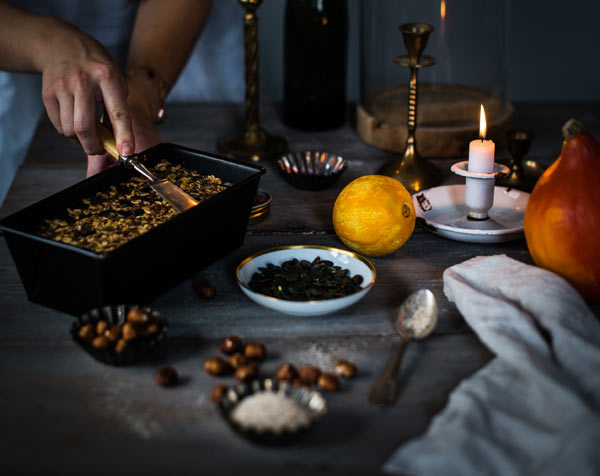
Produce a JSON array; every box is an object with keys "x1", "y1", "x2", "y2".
[{"x1": 38, "y1": 160, "x2": 226, "y2": 253}]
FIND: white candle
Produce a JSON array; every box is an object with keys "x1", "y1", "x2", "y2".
[{"x1": 468, "y1": 105, "x2": 495, "y2": 173}]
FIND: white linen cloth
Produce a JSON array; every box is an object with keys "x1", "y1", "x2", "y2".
[{"x1": 383, "y1": 254, "x2": 600, "y2": 476}]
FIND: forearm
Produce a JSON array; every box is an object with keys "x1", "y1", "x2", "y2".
[
  {"x1": 124, "y1": 0, "x2": 212, "y2": 123},
  {"x1": 0, "y1": 1, "x2": 64, "y2": 72},
  {"x1": 127, "y1": 0, "x2": 212, "y2": 91}
]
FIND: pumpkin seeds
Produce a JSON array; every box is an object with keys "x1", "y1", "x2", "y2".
[{"x1": 248, "y1": 256, "x2": 364, "y2": 301}]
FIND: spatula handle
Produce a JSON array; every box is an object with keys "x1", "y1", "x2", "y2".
[
  {"x1": 96, "y1": 121, "x2": 119, "y2": 159},
  {"x1": 96, "y1": 121, "x2": 158, "y2": 183}
]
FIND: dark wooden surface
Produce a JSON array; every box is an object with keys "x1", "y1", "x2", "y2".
[{"x1": 1, "y1": 103, "x2": 599, "y2": 476}]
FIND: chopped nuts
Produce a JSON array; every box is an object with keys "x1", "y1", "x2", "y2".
[
  {"x1": 154, "y1": 366, "x2": 179, "y2": 387},
  {"x1": 299, "y1": 365, "x2": 321, "y2": 385},
  {"x1": 211, "y1": 384, "x2": 228, "y2": 404},
  {"x1": 37, "y1": 160, "x2": 226, "y2": 253},
  {"x1": 276, "y1": 363, "x2": 299, "y2": 382},
  {"x1": 317, "y1": 372, "x2": 340, "y2": 392},
  {"x1": 235, "y1": 363, "x2": 258, "y2": 382},
  {"x1": 220, "y1": 336, "x2": 243, "y2": 354},
  {"x1": 244, "y1": 342, "x2": 266, "y2": 361},
  {"x1": 334, "y1": 360, "x2": 357, "y2": 379},
  {"x1": 204, "y1": 357, "x2": 230, "y2": 376}
]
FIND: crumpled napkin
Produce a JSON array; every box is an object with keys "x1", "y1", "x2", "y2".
[{"x1": 383, "y1": 254, "x2": 600, "y2": 476}]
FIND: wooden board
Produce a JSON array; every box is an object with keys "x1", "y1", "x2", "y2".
[{"x1": 357, "y1": 83, "x2": 514, "y2": 157}]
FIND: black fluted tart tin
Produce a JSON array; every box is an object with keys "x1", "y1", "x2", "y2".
[
  {"x1": 0, "y1": 143, "x2": 264, "y2": 315},
  {"x1": 277, "y1": 151, "x2": 347, "y2": 190},
  {"x1": 72, "y1": 304, "x2": 166, "y2": 366}
]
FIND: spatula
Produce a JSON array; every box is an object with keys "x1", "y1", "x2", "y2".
[{"x1": 96, "y1": 122, "x2": 199, "y2": 213}]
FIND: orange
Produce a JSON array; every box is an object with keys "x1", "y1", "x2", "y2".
[{"x1": 332, "y1": 175, "x2": 415, "y2": 257}]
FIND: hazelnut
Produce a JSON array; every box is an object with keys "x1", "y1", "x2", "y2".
[
  {"x1": 211, "y1": 384, "x2": 228, "y2": 404},
  {"x1": 78, "y1": 324, "x2": 95, "y2": 342},
  {"x1": 334, "y1": 360, "x2": 357, "y2": 379},
  {"x1": 299, "y1": 365, "x2": 321, "y2": 385},
  {"x1": 220, "y1": 336, "x2": 243, "y2": 354},
  {"x1": 127, "y1": 307, "x2": 151, "y2": 324},
  {"x1": 235, "y1": 363, "x2": 258, "y2": 382},
  {"x1": 121, "y1": 322, "x2": 138, "y2": 341},
  {"x1": 228, "y1": 352, "x2": 247, "y2": 369},
  {"x1": 244, "y1": 342, "x2": 266, "y2": 361},
  {"x1": 195, "y1": 282, "x2": 216, "y2": 300},
  {"x1": 145, "y1": 322, "x2": 160, "y2": 335},
  {"x1": 104, "y1": 323, "x2": 122, "y2": 342},
  {"x1": 91, "y1": 336, "x2": 110, "y2": 349},
  {"x1": 203, "y1": 356, "x2": 230, "y2": 376},
  {"x1": 154, "y1": 366, "x2": 179, "y2": 387},
  {"x1": 115, "y1": 339, "x2": 128, "y2": 353},
  {"x1": 317, "y1": 372, "x2": 340, "y2": 392},
  {"x1": 276, "y1": 363, "x2": 299, "y2": 382},
  {"x1": 95, "y1": 320, "x2": 109, "y2": 335}
]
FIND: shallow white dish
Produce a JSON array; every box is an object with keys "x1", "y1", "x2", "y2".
[
  {"x1": 412, "y1": 185, "x2": 529, "y2": 244},
  {"x1": 236, "y1": 245, "x2": 376, "y2": 316}
]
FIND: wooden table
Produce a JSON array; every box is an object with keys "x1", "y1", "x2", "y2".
[{"x1": 1, "y1": 103, "x2": 598, "y2": 476}]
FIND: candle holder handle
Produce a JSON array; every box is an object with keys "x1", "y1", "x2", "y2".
[
  {"x1": 379, "y1": 23, "x2": 442, "y2": 192},
  {"x1": 217, "y1": 0, "x2": 287, "y2": 162}
]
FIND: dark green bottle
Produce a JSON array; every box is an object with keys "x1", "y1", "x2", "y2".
[{"x1": 283, "y1": 0, "x2": 348, "y2": 131}]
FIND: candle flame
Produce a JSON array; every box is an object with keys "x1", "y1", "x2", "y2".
[
  {"x1": 440, "y1": 0, "x2": 446, "y2": 20},
  {"x1": 479, "y1": 104, "x2": 487, "y2": 139}
]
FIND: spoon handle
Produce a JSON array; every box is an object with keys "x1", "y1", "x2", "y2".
[{"x1": 368, "y1": 337, "x2": 411, "y2": 406}]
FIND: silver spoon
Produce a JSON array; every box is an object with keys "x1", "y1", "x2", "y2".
[{"x1": 368, "y1": 289, "x2": 438, "y2": 406}]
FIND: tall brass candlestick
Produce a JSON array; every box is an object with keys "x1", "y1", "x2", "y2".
[
  {"x1": 379, "y1": 23, "x2": 442, "y2": 192},
  {"x1": 217, "y1": 0, "x2": 287, "y2": 162}
]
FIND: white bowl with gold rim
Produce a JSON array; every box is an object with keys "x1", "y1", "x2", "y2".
[{"x1": 236, "y1": 245, "x2": 376, "y2": 316}]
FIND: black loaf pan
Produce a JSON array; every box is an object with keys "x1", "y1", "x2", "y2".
[{"x1": 0, "y1": 143, "x2": 265, "y2": 315}]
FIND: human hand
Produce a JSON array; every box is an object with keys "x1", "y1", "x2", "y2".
[
  {"x1": 86, "y1": 116, "x2": 162, "y2": 177},
  {"x1": 39, "y1": 19, "x2": 134, "y2": 157},
  {"x1": 86, "y1": 72, "x2": 163, "y2": 177}
]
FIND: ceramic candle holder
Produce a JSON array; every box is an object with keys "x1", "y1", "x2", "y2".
[{"x1": 451, "y1": 161, "x2": 510, "y2": 220}]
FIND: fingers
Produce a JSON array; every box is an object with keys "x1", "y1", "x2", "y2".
[
  {"x1": 42, "y1": 71, "x2": 103, "y2": 155},
  {"x1": 73, "y1": 87, "x2": 103, "y2": 155},
  {"x1": 41, "y1": 62, "x2": 133, "y2": 157},
  {"x1": 98, "y1": 67, "x2": 134, "y2": 157},
  {"x1": 42, "y1": 92, "x2": 62, "y2": 135},
  {"x1": 86, "y1": 152, "x2": 117, "y2": 178}
]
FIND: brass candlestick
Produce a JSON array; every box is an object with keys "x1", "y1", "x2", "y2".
[
  {"x1": 217, "y1": 0, "x2": 287, "y2": 162},
  {"x1": 379, "y1": 23, "x2": 443, "y2": 192},
  {"x1": 496, "y1": 130, "x2": 546, "y2": 192}
]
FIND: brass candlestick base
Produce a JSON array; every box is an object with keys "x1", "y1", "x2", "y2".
[
  {"x1": 217, "y1": 128, "x2": 287, "y2": 163},
  {"x1": 379, "y1": 23, "x2": 442, "y2": 192},
  {"x1": 379, "y1": 145, "x2": 443, "y2": 193},
  {"x1": 496, "y1": 130, "x2": 545, "y2": 192},
  {"x1": 218, "y1": 0, "x2": 287, "y2": 161}
]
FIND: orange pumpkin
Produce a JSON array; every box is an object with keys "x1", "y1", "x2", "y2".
[{"x1": 524, "y1": 119, "x2": 600, "y2": 301}]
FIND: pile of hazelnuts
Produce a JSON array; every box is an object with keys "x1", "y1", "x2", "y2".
[
  {"x1": 204, "y1": 336, "x2": 266, "y2": 381},
  {"x1": 77, "y1": 307, "x2": 161, "y2": 354},
  {"x1": 206, "y1": 335, "x2": 358, "y2": 404}
]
